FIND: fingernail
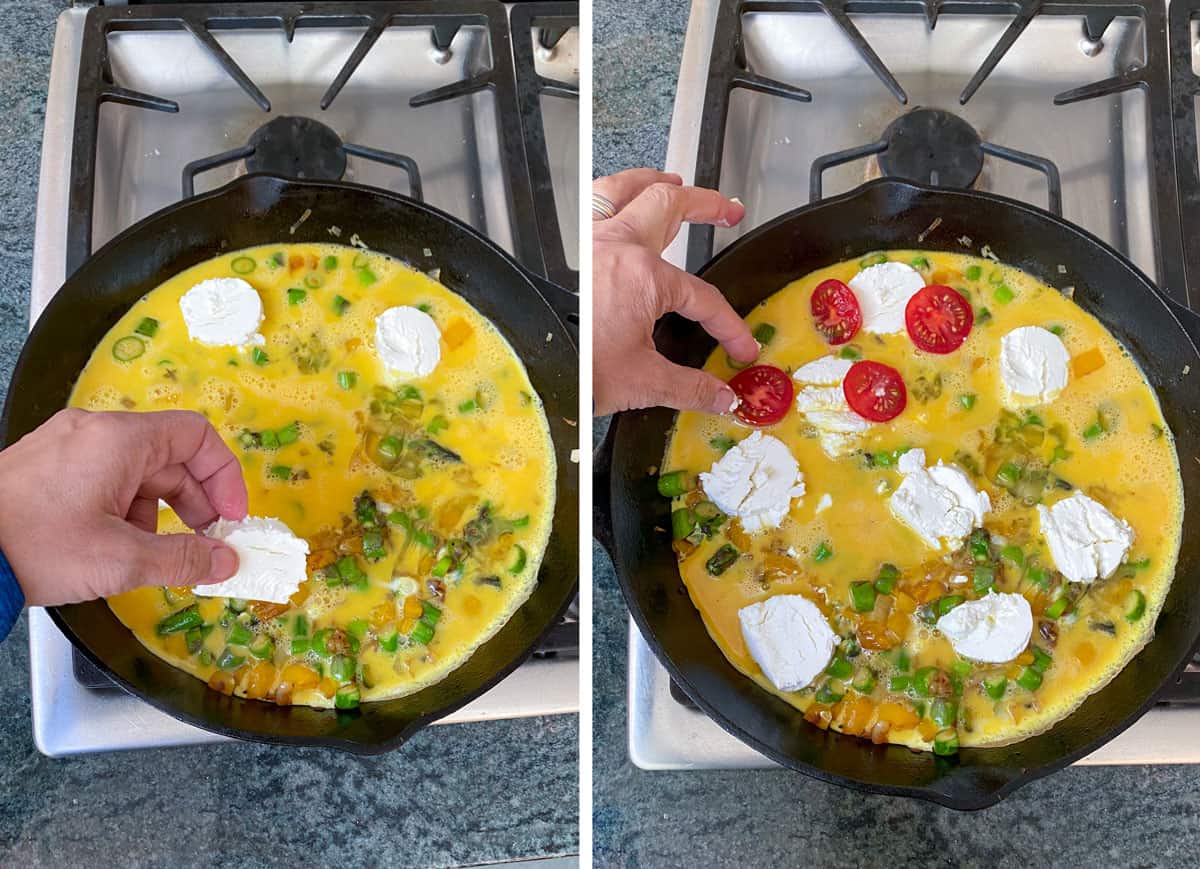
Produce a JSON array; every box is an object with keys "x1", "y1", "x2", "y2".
[
  {"x1": 729, "y1": 196, "x2": 743, "y2": 206},
  {"x1": 712, "y1": 387, "x2": 739, "y2": 416},
  {"x1": 207, "y1": 545, "x2": 239, "y2": 582}
]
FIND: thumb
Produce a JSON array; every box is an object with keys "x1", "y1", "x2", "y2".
[
  {"x1": 639, "y1": 356, "x2": 739, "y2": 415},
  {"x1": 118, "y1": 529, "x2": 239, "y2": 591}
]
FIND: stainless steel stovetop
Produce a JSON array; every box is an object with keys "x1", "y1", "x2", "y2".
[
  {"x1": 630, "y1": 0, "x2": 1200, "y2": 769},
  {"x1": 29, "y1": 3, "x2": 578, "y2": 757}
]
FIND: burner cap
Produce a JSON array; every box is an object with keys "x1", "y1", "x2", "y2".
[
  {"x1": 878, "y1": 108, "x2": 983, "y2": 189},
  {"x1": 246, "y1": 116, "x2": 347, "y2": 181}
]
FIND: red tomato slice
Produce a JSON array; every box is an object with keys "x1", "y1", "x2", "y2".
[
  {"x1": 810, "y1": 279, "x2": 863, "y2": 345},
  {"x1": 729, "y1": 365, "x2": 794, "y2": 427},
  {"x1": 843, "y1": 361, "x2": 907, "y2": 422},
  {"x1": 905, "y1": 285, "x2": 974, "y2": 354}
]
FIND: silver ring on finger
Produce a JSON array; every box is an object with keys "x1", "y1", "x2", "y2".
[{"x1": 591, "y1": 192, "x2": 618, "y2": 221}]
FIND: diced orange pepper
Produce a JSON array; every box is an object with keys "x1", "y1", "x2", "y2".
[
  {"x1": 842, "y1": 696, "x2": 877, "y2": 735},
  {"x1": 318, "y1": 677, "x2": 338, "y2": 698},
  {"x1": 280, "y1": 663, "x2": 321, "y2": 690},
  {"x1": 727, "y1": 522, "x2": 752, "y2": 552},
  {"x1": 917, "y1": 719, "x2": 938, "y2": 741},
  {"x1": 370, "y1": 602, "x2": 396, "y2": 627},
  {"x1": 249, "y1": 601, "x2": 289, "y2": 621},
  {"x1": 1016, "y1": 651, "x2": 1035, "y2": 666},
  {"x1": 307, "y1": 549, "x2": 337, "y2": 572},
  {"x1": 208, "y1": 671, "x2": 236, "y2": 695},
  {"x1": 288, "y1": 254, "x2": 305, "y2": 273},
  {"x1": 913, "y1": 581, "x2": 945, "y2": 604},
  {"x1": 886, "y1": 610, "x2": 911, "y2": 638},
  {"x1": 403, "y1": 596, "x2": 424, "y2": 619},
  {"x1": 240, "y1": 661, "x2": 277, "y2": 699},
  {"x1": 345, "y1": 337, "x2": 362, "y2": 352},
  {"x1": 931, "y1": 269, "x2": 961, "y2": 285},
  {"x1": 804, "y1": 705, "x2": 833, "y2": 730},
  {"x1": 857, "y1": 621, "x2": 899, "y2": 651},
  {"x1": 893, "y1": 591, "x2": 917, "y2": 614},
  {"x1": 442, "y1": 318, "x2": 474, "y2": 350},
  {"x1": 876, "y1": 702, "x2": 919, "y2": 729},
  {"x1": 1074, "y1": 642, "x2": 1097, "y2": 667},
  {"x1": 1072, "y1": 347, "x2": 1105, "y2": 378},
  {"x1": 289, "y1": 583, "x2": 311, "y2": 608}
]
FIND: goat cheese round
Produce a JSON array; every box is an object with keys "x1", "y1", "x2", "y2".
[
  {"x1": 738, "y1": 595, "x2": 837, "y2": 692},
  {"x1": 889, "y1": 448, "x2": 991, "y2": 551},
  {"x1": 793, "y1": 355, "x2": 870, "y2": 457},
  {"x1": 936, "y1": 592, "x2": 1033, "y2": 663},
  {"x1": 699, "y1": 431, "x2": 806, "y2": 534},
  {"x1": 1037, "y1": 491, "x2": 1134, "y2": 584},
  {"x1": 194, "y1": 516, "x2": 310, "y2": 604},
  {"x1": 848, "y1": 261, "x2": 926, "y2": 334},
  {"x1": 179, "y1": 277, "x2": 265, "y2": 347},
  {"x1": 1000, "y1": 326, "x2": 1070, "y2": 406},
  {"x1": 375, "y1": 306, "x2": 442, "y2": 378}
]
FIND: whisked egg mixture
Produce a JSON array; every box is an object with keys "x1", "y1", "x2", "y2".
[
  {"x1": 662, "y1": 250, "x2": 1182, "y2": 751},
  {"x1": 71, "y1": 243, "x2": 556, "y2": 709}
]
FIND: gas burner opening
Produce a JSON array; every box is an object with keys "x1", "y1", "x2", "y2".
[
  {"x1": 877, "y1": 108, "x2": 983, "y2": 189},
  {"x1": 245, "y1": 116, "x2": 347, "y2": 181}
]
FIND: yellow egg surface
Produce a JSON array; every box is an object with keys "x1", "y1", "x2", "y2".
[
  {"x1": 70, "y1": 243, "x2": 555, "y2": 709},
  {"x1": 662, "y1": 250, "x2": 1182, "y2": 751}
]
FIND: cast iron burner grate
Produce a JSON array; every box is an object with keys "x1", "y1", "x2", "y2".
[
  {"x1": 685, "y1": 0, "x2": 1187, "y2": 306},
  {"x1": 67, "y1": 1, "x2": 577, "y2": 290},
  {"x1": 182, "y1": 115, "x2": 424, "y2": 200}
]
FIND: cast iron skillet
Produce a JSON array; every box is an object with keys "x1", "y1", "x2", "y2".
[
  {"x1": 1, "y1": 173, "x2": 579, "y2": 753},
  {"x1": 596, "y1": 177, "x2": 1200, "y2": 809}
]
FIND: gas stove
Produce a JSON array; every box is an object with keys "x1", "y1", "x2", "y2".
[
  {"x1": 28, "y1": 0, "x2": 578, "y2": 757},
  {"x1": 630, "y1": 0, "x2": 1200, "y2": 769}
]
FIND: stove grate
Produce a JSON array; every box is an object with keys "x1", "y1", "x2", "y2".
[
  {"x1": 687, "y1": 0, "x2": 1186, "y2": 304},
  {"x1": 68, "y1": 1, "x2": 577, "y2": 289}
]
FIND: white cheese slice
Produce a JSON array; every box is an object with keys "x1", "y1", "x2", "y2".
[
  {"x1": 889, "y1": 448, "x2": 991, "y2": 551},
  {"x1": 1036, "y1": 491, "x2": 1134, "y2": 584},
  {"x1": 738, "y1": 595, "x2": 837, "y2": 692},
  {"x1": 936, "y1": 592, "x2": 1033, "y2": 663},
  {"x1": 848, "y1": 261, "x2": 926, "y2": 334},
  {"x1": 179, "y1": 277, "x2": 265, "y2": 347},
  {"x1": 375, "y1": 306, "x2": 442, "y2": 378},
  {"x1": 793, "y1": 355, "x2": 870, "y2": 457},
  {"x1": 699, "y1": 431, "x2": 805, "y2": 533},
  {"x1": 194, "y1": 516, "x2": 310, "y2": 603},
  {"x1": 1000, "y1": 326, "x2": 1070, "y2": 406}
]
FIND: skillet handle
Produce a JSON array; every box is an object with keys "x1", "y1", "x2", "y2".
[
  {"x1": 1162, "y1": 292, "x2": 1200, "y2": 351},
  {"x1": 523, "y1": 270, "x2": 579, "y2": 348},
  {"x1": 592, "y1": 416, "x2": 617, "y2": 558}
]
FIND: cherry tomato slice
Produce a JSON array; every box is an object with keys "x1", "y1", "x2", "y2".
[
  {"x1": 905, "y1": 284, "x2": 974, "y2": 354},
  {"x1": 843, "y1": 360, "x2": 907, "y2": 422},
  {"x1": 810, "y1": 279, "x2": 863, "y2": 345},
  {"x1": 728, "y1": 365, "x2": 794, "y2": 427}
]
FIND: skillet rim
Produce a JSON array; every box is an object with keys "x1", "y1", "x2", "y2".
[
  {"x1": 610, "y1": 176, "x2": 1200, "y2": 809},
  {"x1": 5, "y1": 172, "x2": 579, "y2": 753}
]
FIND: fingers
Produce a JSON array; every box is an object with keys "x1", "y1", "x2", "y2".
[
  {"x1": 655, "y1": 263, "x2": 759, "y2": 363},
  {"x1": 125, "y1": 411, "x2": 248, "y2": 521},
  {"x1": 139, "y1": 464, "x2": 220, "y2": 530},
  {"x1": 615, "y1": 184, "x2": 745, "y2": 252},
  {"x1": 593, "y1": 169, "x2": 682, "y2": 213},
  {"x1": 126, "y1": 496, "x2": 159, "y2": 534},
  {"x1": 639, "y1": 356, "x2": 740, "y2": 415},
  {"x1": 118, "y1": 525, "x2": 239, "y2": 590}
]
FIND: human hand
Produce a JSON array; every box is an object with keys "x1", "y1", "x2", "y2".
[
  {"x1": 0, "y1": 409, "x2": 248, "y2": 606},
  {"x1": 592, "y1": 168, "x2": 759, "y2": 416}
]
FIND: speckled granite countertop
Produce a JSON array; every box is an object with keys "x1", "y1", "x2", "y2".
[
  {"x1": 0, "y1": 3, "x2": 576, "y2": 865},
  {"x1": 592, "y1": 0, "x2": 1200, "y2": 865}
]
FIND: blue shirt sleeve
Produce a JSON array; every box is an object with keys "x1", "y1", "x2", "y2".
[{"x1": 0, "y1": 549, "x2": 24, "y2": 642}]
